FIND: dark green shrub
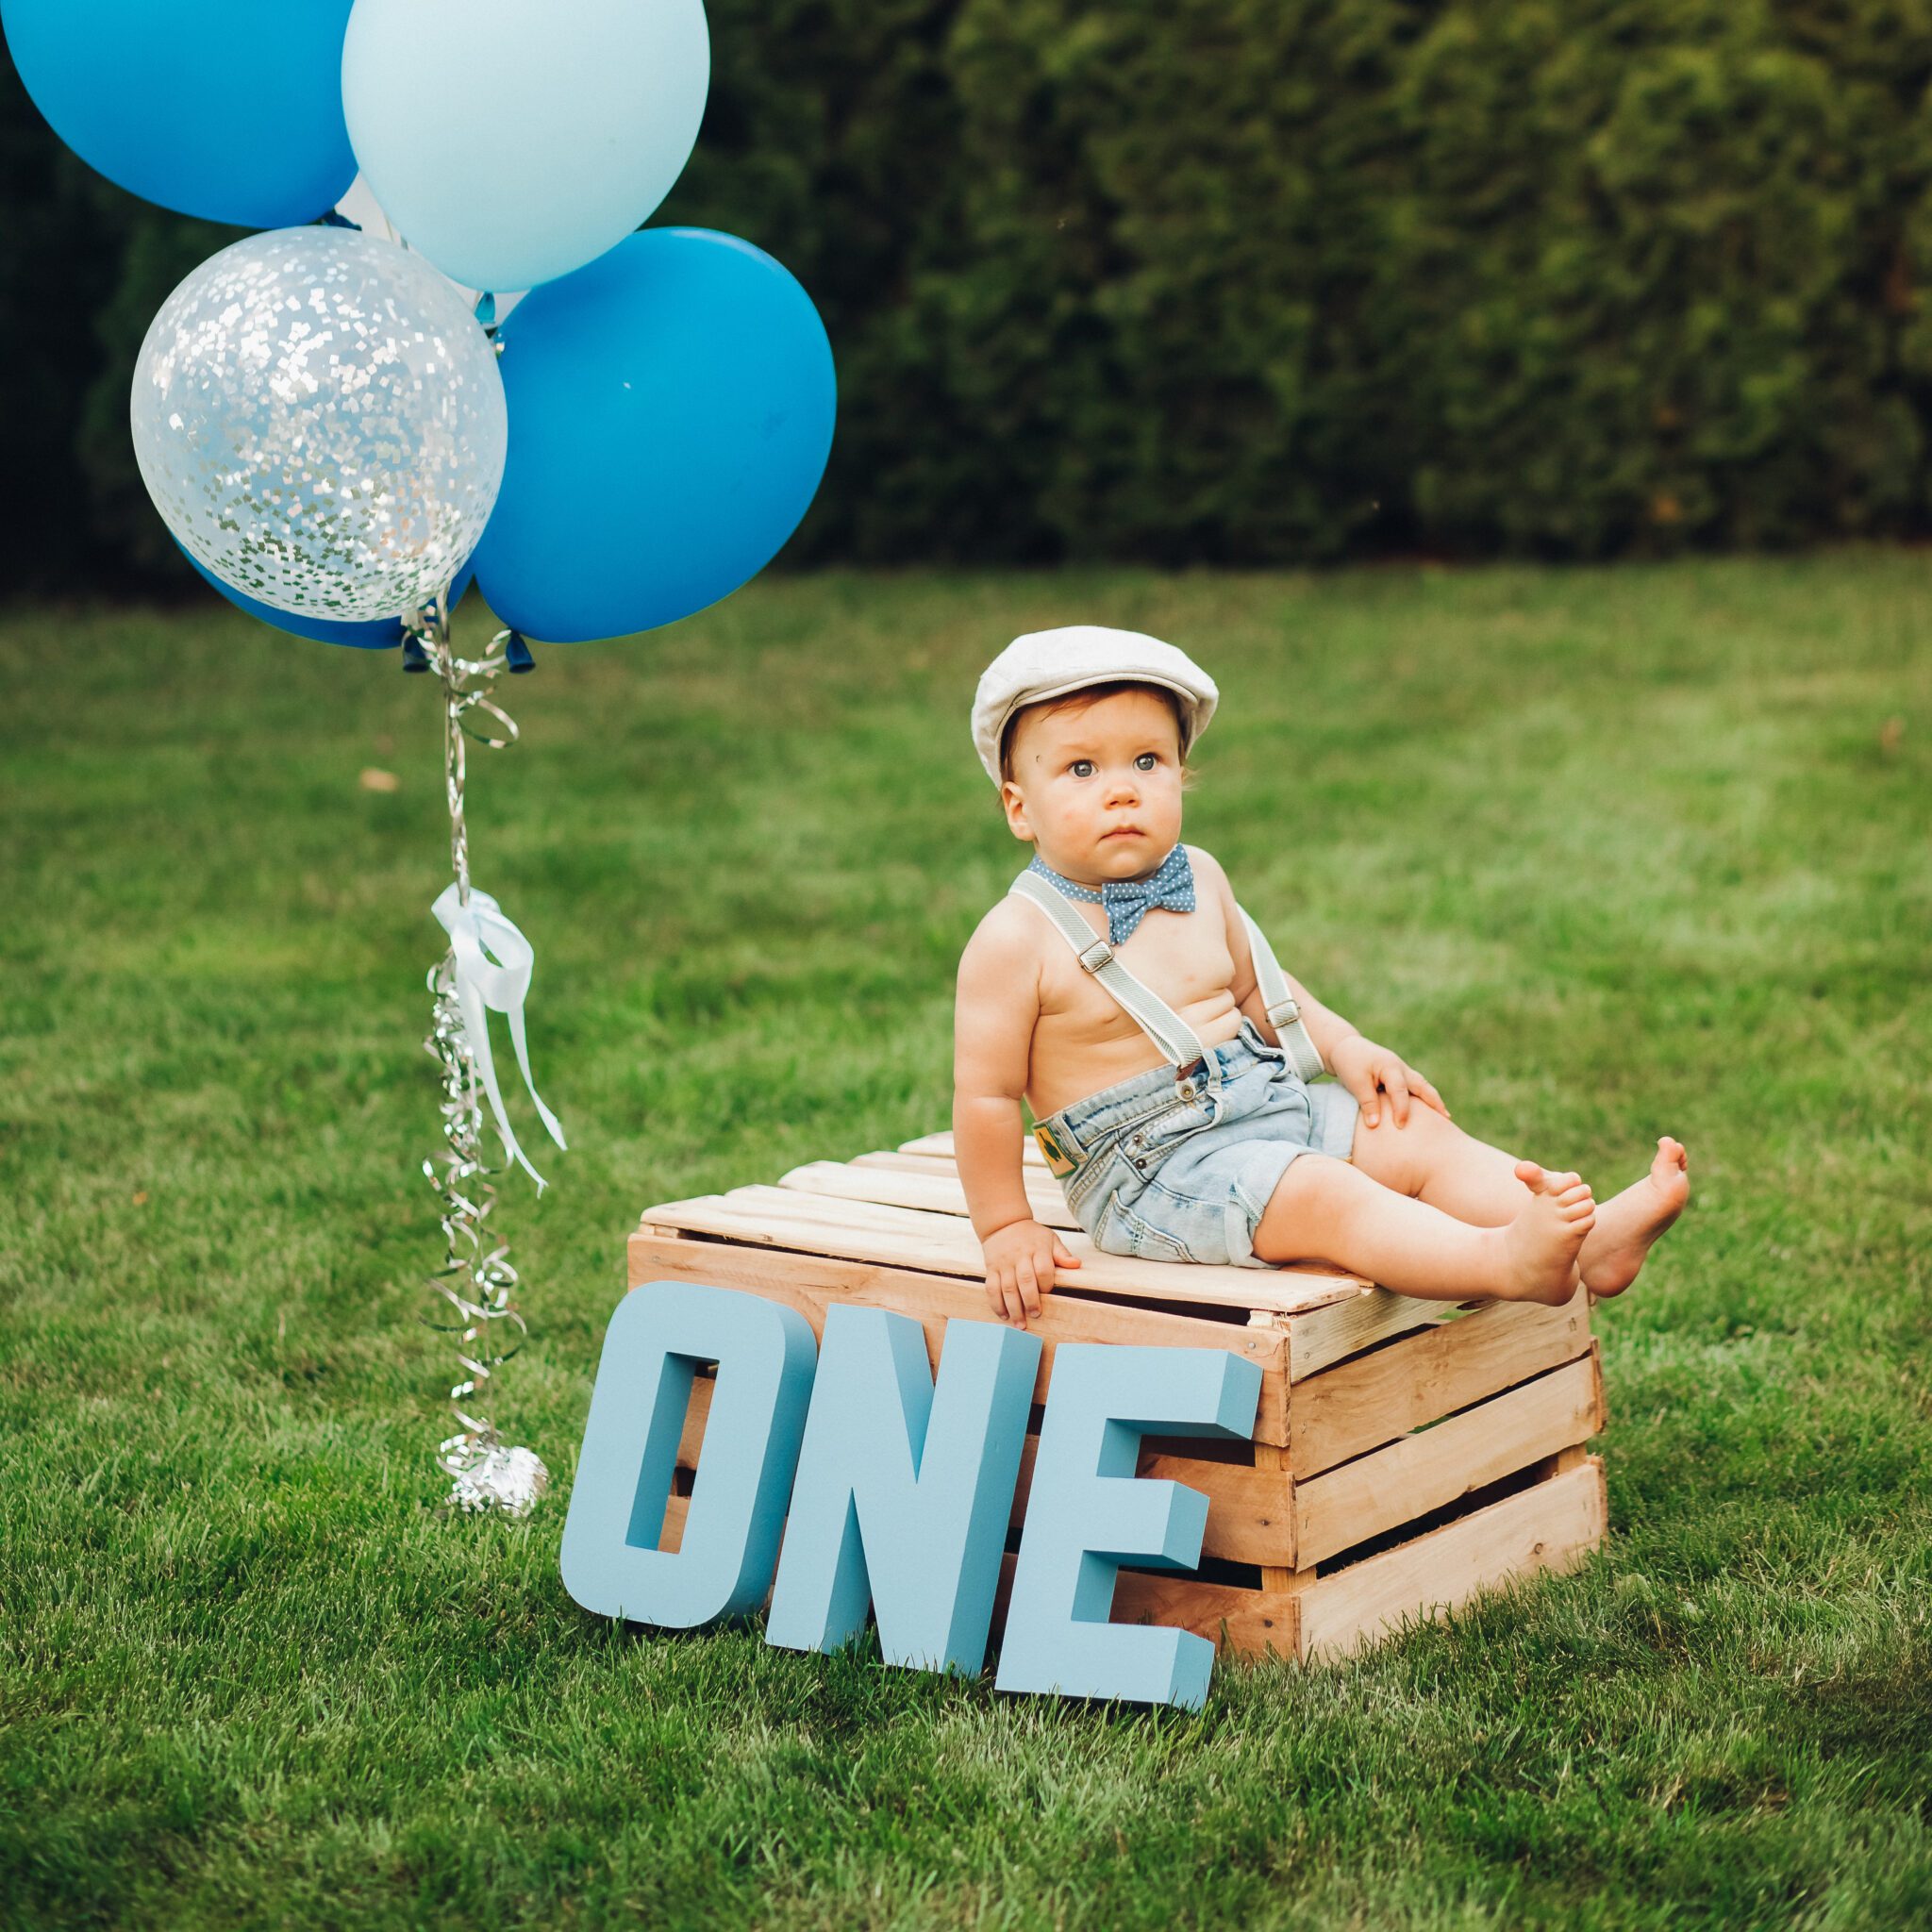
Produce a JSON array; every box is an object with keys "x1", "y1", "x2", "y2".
[{"x1": 8, "y1": 0, "x2": 1932, "y2": 581}]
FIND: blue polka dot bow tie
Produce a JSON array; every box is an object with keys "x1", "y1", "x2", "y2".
[{"x1": 1028, "y1": 845, "x2": 1197, "y2": 947}]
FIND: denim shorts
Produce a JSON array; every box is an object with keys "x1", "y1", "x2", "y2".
[{"x1": 1034, "y1": 1020, "x2": 1360, "y2": 1268}]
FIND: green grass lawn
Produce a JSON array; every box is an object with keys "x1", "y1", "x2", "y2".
[{"x1": 3, "y1": 558, "x2": 1929, "y2": 1930}]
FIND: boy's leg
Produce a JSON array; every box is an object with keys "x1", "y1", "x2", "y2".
[
  {"x1": 1347, "y1": 1104, "x2": 1690, "y2": 1297},
  {"x1": 1348, "y1": 1104, "x2": 1533, "y2": 1225},
  {"x1": 1251, "y1": 1154, "x2": 1591, "y2": 1305}
]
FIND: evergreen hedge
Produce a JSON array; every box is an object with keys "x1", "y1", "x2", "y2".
[{"x1": 8, "y1": 1, "x2": 1932, "y2": 585}]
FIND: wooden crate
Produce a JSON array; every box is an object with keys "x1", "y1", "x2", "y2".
[{"x1": 634, "y1": 1131, "x2": 1607, "y2": 1663}]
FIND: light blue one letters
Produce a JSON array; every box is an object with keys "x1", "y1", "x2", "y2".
[
  {"x1": 559, "y1": 1280, "x2": 817, "y2": 1626},
  {"x1": 994, "y1": 1344, "x2": 1262, "y2": 1710},
  {"x1": 765, "y1": 1307, "x2": 1041, "y2": 1673}
]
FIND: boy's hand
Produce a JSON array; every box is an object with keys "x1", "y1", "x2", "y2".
[
  {"x1": 1329, "y1": 1035, "x2": 1449, "y2": 1129},
  {"x1": 979, "y1": 1219, "x2": 1078, "y2": 1327}
]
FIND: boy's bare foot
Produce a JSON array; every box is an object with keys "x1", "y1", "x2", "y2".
[
  {"x1": 1577, "y1": 1138, "x2": 1689, "y2": 1297},
  {"x1": 1498, "y1": 1161, "x2": 1596, "y2": 1304}
]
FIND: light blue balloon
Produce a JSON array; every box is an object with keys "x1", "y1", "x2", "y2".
[
  {"x1": 472, "y1": 228, "x2": 837, "y2": 643},
  {"x1": 558, "y1": 1282, "x2": 818, "y2": 1628},
  {"x1": 995, "y1": 1345, "x2": 1262, "y2": 1710},
  {"x1": 766, "y1": 1308, "x2": 1041, "y2": 1675},
  {"x1": 3, "y1": 0, "x2": 357, "y2": 227},
  {"x1": 341, "y1": 0, "x2": 708, "y2": 295},
  {"x1": 180, "y1": 546, "x2": 474, "y2": 651}
]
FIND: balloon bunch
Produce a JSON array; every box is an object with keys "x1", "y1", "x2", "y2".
[{"x1": 8, "y1": 0, "x2": 838, "y2": 1511}]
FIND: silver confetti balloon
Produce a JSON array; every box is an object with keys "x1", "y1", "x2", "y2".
[{"x1": 130, "y1": 227, "x2": 508, "y2": 623}]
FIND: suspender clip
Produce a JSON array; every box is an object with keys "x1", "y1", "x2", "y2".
[{"x1": 1077, "y1": 939, "x2": 1114, "y2": 973}]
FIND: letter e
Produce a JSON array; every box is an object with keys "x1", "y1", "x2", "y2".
[{"x1": 994, "y1": 1345, "x2": 1261, "y2": 1709}]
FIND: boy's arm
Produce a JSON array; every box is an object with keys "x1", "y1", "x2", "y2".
[
  {"x1": 1202, "y1": 849, "x2": 1450, "y2": 1129},
  {"x1": 954, "y1": 908, "x2": 1078, "y2": 1327}
]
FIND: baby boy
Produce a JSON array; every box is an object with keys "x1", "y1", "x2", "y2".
[{"x1": 954, "y1": 626, "x2": 1689, "y2": 1326}]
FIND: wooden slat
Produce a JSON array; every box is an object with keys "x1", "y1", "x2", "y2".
[
  {"x1": 1295, "y1": 1352, "x2": 1603, "y2": 1566},
  {"x1": 1296, "y1": 1457, "x2": 1607, "y2": 1659},
  {"x1": 1111, "y1": 1571, "x2": 1304, "y2": 1658},
  {"x1": 902, "y1": 1130, "x2": 1047, "y2": 1168},
  {"x1": 677, "y1": 1375, "x2": 714, "y2": 1469},
  {"x1": 1281, "y1": 1291, "x2": 1463, "y2": 1381},
  {"x1": 850, "y1": 1151, "x2": 973, "y2": 1177},
  {"x1": 1140, "y1": 1448, "x2": 1296, "y2": 1567},
  {"x1": 658, "y1": 1491, "x2": 690, "y2": 1555},
  {"x1": 780, "y1": 1158, "x2": 1080, "y2": 1230},
  {"x1": 1253, "y1": 1441, "x2": 1297, "y2": 1591},
  {"x1": 628, "y1": 1230, "x2": 1295, "y2": 1443},
  {"x1": 641, "y1": 1184, "x2": 1367, "y2": 1318},
  {"x1": 1289, "y1": 1291, "x2": 1593, "y2": 1473}
]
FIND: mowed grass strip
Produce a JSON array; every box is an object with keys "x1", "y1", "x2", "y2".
[{"x1": 1, "y1": 558, "x2": 1928, "y2": 1931}]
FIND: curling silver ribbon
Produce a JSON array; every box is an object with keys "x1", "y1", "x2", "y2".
[
  {"x1": 431, "y1": 882, "x2": 567, "y2": 1191},
  {"x1": 409, "y1": 597, "x2": 553, "y2": 1515}
]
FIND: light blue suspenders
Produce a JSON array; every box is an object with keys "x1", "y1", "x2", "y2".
[{"x1": 1007, "y1": 870, "x2": 1327, "y2": 1086}]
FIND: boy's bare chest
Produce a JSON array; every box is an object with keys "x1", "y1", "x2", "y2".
[{"x1": 1035, "y1": 904, "x2": 1238, "y2": 1030}]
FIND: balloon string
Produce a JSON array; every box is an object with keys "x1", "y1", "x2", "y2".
[
  {"x1": 405, "y1": 590, "x2": 545, "y2": 1515},
  {"x1": 425, "y1": 604, "x2": 519, "y2": 907}
]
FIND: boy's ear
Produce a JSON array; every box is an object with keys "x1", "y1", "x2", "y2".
[{"x1": 999, "y1": 781, "x2": 1033, "y2": 841}]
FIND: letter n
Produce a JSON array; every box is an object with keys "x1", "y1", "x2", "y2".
[
  {"x1": 994, "y1": 1344, "x2": 1261, "y2": 1709},
  {"x1": 765, "y1": 1308, "x2": 1041, "y2": 1674}
]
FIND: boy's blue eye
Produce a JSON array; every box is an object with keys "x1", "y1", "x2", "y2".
[
  {"x1": 1071, "y1": 759, "x2": 1095, "y2": 777},
  {"x1": 1135, "y1": 753, "x2": 1158, "y2": 771}
]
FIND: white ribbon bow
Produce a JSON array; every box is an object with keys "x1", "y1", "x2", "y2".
[{"x1": 432, "y1": 884, "x2": 568, "y2": 1190}]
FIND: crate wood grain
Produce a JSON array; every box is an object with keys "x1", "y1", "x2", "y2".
[
  {"x1": 630, "y1": 1133, "x2": 1607, "y2": 1663},
  {"x1": 669, "y1": 1333, "x2": 1604, "y2": 1576},
  {"x1": 1288, "y1": 1291, "x2": 1593, "y2": 1470},
  {"x1": 645, "y1": 1134, "x2": 1466, "y2": 1372},
  {"x1": 643, "y1": 1183, "x2": 1362, "y2": 1318},
  {"x1": 658, "y1": 1456, "x2": 1605, "y2": 1662},
  {"x1": 630, "y1": 1229, "x2": 1296, "y2": 1443},
  {"x1": 981, "y1": 1457, "x2": 1607, "y2": 1663},
  {"x1": 1293, "y1": 1348, "x2": 1603, "y2": 1565},
  {"x1": 1296, "y1": 1457, "x2": 1607, "y2": 1658}
]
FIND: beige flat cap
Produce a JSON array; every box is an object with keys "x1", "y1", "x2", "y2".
[{"x1": 971, "y1": 625, "x2": 1218, "y2": 785}]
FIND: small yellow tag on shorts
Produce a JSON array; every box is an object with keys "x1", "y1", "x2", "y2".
[{"x1": 1033, "y1": 1122, "x2": 1078, "y2": 1177}]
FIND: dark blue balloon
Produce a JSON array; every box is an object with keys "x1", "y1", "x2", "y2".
[
  {"x1": 3, "y1": 0, "x2": 357, "y2": 227},
  {"x1": 473, "y1": 228, "x2": 837, "y2": 643},
  {"x1": 182, "y1": 546, "x2": 474, "y2": 650}
]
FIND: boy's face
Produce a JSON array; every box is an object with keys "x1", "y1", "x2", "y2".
[{"x1": 1000, "y1": 687, "x2": 1186, "y2": 883}]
